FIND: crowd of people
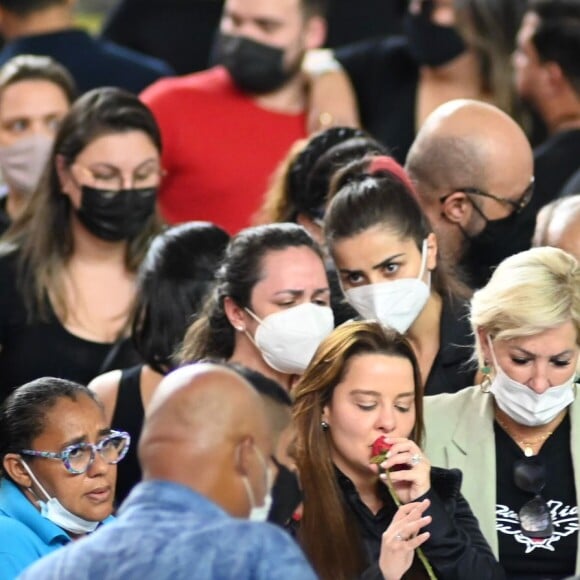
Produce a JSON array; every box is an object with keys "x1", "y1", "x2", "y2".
[{"x1": 0, "y1": 0, "x2": 579, "y2": 579}]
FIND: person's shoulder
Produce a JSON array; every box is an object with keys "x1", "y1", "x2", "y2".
[
  {"x1": 335, "y1": 34, "x2": 413, "y2": 66},
  {"x1": 95, "y1": 37, "x2": 175, "y2": 77},
  {"x1": 424, "y1": 386, "x2": 483, "y2": 425},
  {"x1": 0, "y1": 512, "x2": 47, "y2": 565},
  {"x1": 226, "y1": 521, "x2": 317, "y2": 579},
  {"x1": 141, "y1": 67, "x2": 233, "y2": 101}
]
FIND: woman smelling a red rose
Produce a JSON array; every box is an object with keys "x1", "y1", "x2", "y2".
[{"x1": 292, "y1": 321, "x2": 504, "y2": 580}]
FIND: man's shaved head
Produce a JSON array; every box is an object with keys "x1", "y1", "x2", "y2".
[
  {"x1": 534, "y1": 196, "x2": 580, "y2": 261},
  {"x1": 407, "y1": 99, "x2": 532, "y2": 195},
  {"x1": 406, "y1": 99, "x2": 533, "y2": 265},
  {"x1": 138, "y1": 363, "x2": 273, "y2": 517}
]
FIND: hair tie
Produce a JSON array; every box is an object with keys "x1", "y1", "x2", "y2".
[{"x1": 368, "y1": 156, "x2": 418, "y2": 200}]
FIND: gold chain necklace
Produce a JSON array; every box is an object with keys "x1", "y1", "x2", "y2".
[{"x1": 495, "y1": 417, "x2": 553, "y2": 457}]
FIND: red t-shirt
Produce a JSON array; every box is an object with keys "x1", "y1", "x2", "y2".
[{"x1": 141, "y1": 67, "x2": 306, "y2": 234}]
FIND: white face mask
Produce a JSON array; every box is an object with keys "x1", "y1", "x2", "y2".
[
  {"x1": 20, "y1": 460, "x2": 100, "y2": 534},
  {"x1": 488, "y1": 338, "x2": 576, "y2": 427},
  {"x1": 242, "y1": 445, "x2": 274, "y2": 523},
  {"x1": 344, "y1": 239, "x2": 431, "y2": 334},
  {"x1": 245, "y1": 302, "x2": 334, "y2": 374},
  {"x1": 0, "y1": 134, "x2": 53, "y2": 195}
]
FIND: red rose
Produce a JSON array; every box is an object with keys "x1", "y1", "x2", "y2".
[
  {"x1": 370, "y1": 436, "x2": 410, "y2": 470},
  {"x1": 370, "y1": 436, "x2": 392, "y2": 464}
]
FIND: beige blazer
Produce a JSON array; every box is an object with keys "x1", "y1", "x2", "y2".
[{"x1": 423, "y1": 385, "x2": 580, "y2": 574}]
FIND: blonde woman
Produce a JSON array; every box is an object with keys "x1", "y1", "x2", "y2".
[{"x1": 424, "y1": 247, "x2": 580, "y2": 578}]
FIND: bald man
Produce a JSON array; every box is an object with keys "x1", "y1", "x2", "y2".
[
  {"x1": 406, "y1": 99, "x2": 535, "y2": 288},
  {"x1": 533, "y1": 196, "x2": 580, "y2": 261},
  {"x1": 22, "y1": 364, "x2": 317, "y2": 580}
]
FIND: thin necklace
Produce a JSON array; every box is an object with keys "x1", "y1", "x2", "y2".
[{"x1": 495, "y1": 417, "x2": 553, "y2": 457}]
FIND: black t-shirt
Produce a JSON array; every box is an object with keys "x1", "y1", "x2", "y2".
[
  {"x1": 494, "y1": 415, "x2": 578, "y2": 580},
  {"x1": 0, "y1": 252, "x2": 140, "y2": 402},
  {"x1": 510, "y1": 129, "x2": 580, "y2": 250},
  {"x1": 335, "y1": 36, "x2": 419, "y2": 163}
]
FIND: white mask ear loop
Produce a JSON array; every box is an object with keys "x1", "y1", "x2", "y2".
[
  {"x1": 20, "y1": 460, "x2": 52, "y2": 502},
  {"x1": 418, "y1": 238, "x2": 431, "y2": 286}
]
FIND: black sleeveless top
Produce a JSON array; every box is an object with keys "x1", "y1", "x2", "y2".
[
  {"x1": 0, "y1": 252, "x2": 140, "y2": 403},
  {"x1": 111, "y1": 364, "x2": 145, "y2": 507}
]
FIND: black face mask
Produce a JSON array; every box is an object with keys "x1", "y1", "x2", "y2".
[
  {"x1": 213, "y1": 33, "x2": 296, "y2": 94},
  {"x1": 267, "y1": 460, "x2": 302, "y2": 527},
  {"x1": 75, "y1": 185, "x2": 157, "y2": 242},
  {"x1": 459, "y1": 211, "x2": 528, "y2": 288},
  {"x1": 404, "y1": 2, "x2": 466, "y2": 67}
]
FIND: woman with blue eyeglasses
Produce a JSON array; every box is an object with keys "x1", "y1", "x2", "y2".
[{"x1": 0, "y1": 377, "x2": 130, "y2": 579}]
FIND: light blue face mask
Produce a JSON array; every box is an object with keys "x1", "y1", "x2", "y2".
[{"x1": 20, "y1": 460, "x2": 100, "y2": 534}]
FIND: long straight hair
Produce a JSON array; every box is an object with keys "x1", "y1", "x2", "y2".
[
  {"x1": 293, "y1": 321, "x2": 424, "y2": 580},
  {"x1": 0, "y1": 88, "x2": 163, "y2": 321}
]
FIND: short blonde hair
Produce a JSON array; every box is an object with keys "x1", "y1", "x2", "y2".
[{"x1": 471, "y1": 247, "x2": 580, "y2": 367}]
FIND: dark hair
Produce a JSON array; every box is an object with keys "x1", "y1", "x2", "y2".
[
  {"x1": 132, "y1": 222, "x2": 230, "y2": 374},
  {"x1": 0, "y1": 377, "x2": 101, "y2": 479},
  {"x1": 293, "y1": 321, "x2": 424, "y2": 580},
  {"x1": 0, "y1": 0, "x2": 65, "y2": 16},
  {"x1": 529, "y1": 0, "x2": 580, "y2": 92},
  {"x1": 325, "y1": 156, "x2": 469, "y2": 300},
  {"x1": 1, "y1": 87, "x2": 163, "y2": 321},
  {"x1": 0, "y1": 54, "x2": 76, "y2": 104},
  {"x1": 287, "y1": 127, "x2": 386, "y2": 219},
  {"x1": 228, "y1": 363, "x2": 292, "y2": 407},
  {"x1": 179, "y1": 223, "x2": 324, "y2": 362}
]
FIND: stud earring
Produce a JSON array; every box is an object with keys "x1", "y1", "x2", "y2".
[{"x1": 321, "y1": 420, "x2": 329, "y2": 431}]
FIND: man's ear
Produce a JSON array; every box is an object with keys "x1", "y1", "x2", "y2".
[
  {"x1": 304, "y1": 15, "x2": 327, "y2": 50},
  {"x1": 440, "y1": 191, "x2": 473, "y2": 226},
  {"x1": 3, "y1": 454, "x2": 33, "y2": 488},
  {"x1": 224, "y1": 296, "x2": 248, "y2": 333},
  {"x1": 546, "y1": 61, "x2": 572, "y2": 98},
  {"x1": 234, "y1": 437, "x2": 255, "y2": 476}
]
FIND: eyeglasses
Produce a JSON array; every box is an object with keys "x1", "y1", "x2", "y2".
[
  {"x1": 73, "y1": 162, "x2": 164, "y2": 196},
  {"x1": 514, "y1": 457, "x2": 553, "y2": 539},
  {"x1": 439, "y1": 177, "x2": 535, "y2": 215},
  {"x1": 21, "y1": 430, "x2": 131, "y2": 475}
]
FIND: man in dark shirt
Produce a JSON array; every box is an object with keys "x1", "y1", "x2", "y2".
[
  {"x1": 513, "y1": 0, "x2": 580, "y2": 231},
  {"x1": 406, "y1": 99, "x2": 534, "y2": 289},
  {"x1": 0, "y1": 0, "x2": 174, "y2": 94}
]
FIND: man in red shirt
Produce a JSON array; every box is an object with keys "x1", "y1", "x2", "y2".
[{"x1": 142, "y1": 0, "x2": 327, "y2": 234}]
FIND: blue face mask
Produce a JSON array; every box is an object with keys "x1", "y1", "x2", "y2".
[{"x1": 20, "y1": 460, "x2": 100, "y2": 534}]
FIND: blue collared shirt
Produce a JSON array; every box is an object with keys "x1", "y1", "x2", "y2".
[
  {"x1": 0, "y1": 478, "x2": 114, "y2": 580},
  {"x1": 20, "y1": 480, "x2": 318, "y2": 580},
  {"x1": 0, "y1": 478, "x2": 71, "y2": 580}
]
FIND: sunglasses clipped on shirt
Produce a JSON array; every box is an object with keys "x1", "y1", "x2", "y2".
[{"x1": 514, "y1": 457, "x2": 553, "y2": 539}]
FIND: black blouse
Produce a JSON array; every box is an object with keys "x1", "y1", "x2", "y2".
[{"x1": 336, "y1": 466, "x2": 506, "y2": 580}]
